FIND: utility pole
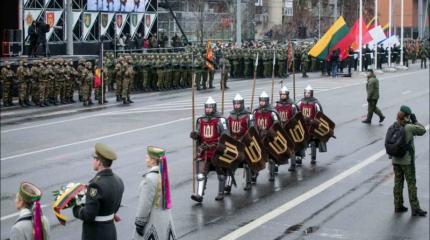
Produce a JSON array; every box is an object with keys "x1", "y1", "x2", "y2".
[
  {"x1": 236, "y1": 0, "x2": 242, "y2": 47},
  {"x1": 359, "y1": 0, "x2": 363, "y2": 72},
  {"x1": 66, "y1": 0, "x2": 73, "y2": 55},
  {"x1": 400, "y1": 0, "x2": 404, "y2": 66}
]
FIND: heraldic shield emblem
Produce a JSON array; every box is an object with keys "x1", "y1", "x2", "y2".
[
  {"x1": 46, "y1": 12, "x2": 55, "y2": 27},
  {"x1": 309, "y1": 112, "x2": 336, "y2": 143},
  {"x1": 284, "y1": 112, "x2": 310, "y2": 153},
  {"x1": 101, "y1": 13, "x2": 108, "y2": 28},
  {"x1": 131, "y1": 14, "x2": 137, "y2": 27},
  {"x1": 242, "y1": 126, "x2": 268, "y2": 172},
  {"x1": 116, "y1": 15, "x2": 123, "y2": 28},
  {"x1": 263, "y1": 122, "x2": 295, "y2": 165},
  {"x1": 83, "y1": 13, "x2": 91, "y2": 28},
  {"x1": 211, "y1": 134, "x2": 244, "y2": 170},
  {"x1": 145, "y1": 14, "x2": 151, "y2": 28}
]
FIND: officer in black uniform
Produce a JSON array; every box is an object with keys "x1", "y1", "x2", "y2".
[{"x1": 73, "y1": 143, "x2": 125, "y2": 240}]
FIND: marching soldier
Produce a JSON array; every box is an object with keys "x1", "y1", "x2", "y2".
[
  {"x1": 1, "y1": 61, "x2": 15, "y2": 107},
  {"x1": 276, "y1": 49, "x2": 287, "y2": 77},
  {"x1": 172, "y1": 54, "x2": 182, "y2": 89},
  {"x1": 155, "y1": 55, "x2": 164, "y2": 91},
  {"x1": 252, "y1": 91, "x2": 280, "y2": 181},
  {"x1": 362, "y1": 69, "x2": 385, "y2": 124},
  {"x1": 296, "y1": 85, "x2": 325, "y2": 164},
  {"x1": 31, "y1": 60, "x2": 41, "y2": 106},
  {"x1": 194, "y1": 57, "x2": 203, "y2": 90},
  {"x1": 419, "y1": 43, "x2": 428, "y2": 69},
  {"x1": 16, "y1": 60, "x2": 31, "y2": 107},
  {"x1": 275, "y1": 86, "x2": 298, "y2": 172},
  {"x1": 54, "y1": 59, "x2": 65, "y2": 105},
  {"x1": 227, "y1": 93, "x2": 255, "y2": 190},
  {"x1": 301, "y1": 52, "x2": 309, "y2": 78},
  {"x1": 65, "y1": 60, "x2": 78, "y2": 103},
  {"x1": 115, "y1": 57, "x2": 125, "y2": 100},
  {"x1": 122, "y1": 58, "x2": 135, "y2": 104},
  {"x1": 10, "y1": 182, "x2": 50, "y2": 240},
  {"x1": 219, "y1": 54, "x2": 230, "y2": 89},
  {"x1": 82, "y1": 62, "x2": 94, "y2": 106},
  {"x1": 190, "y1": 97, "x2": 229, "y2": 202},
  {"x1": 73, "y1": 143, "x2": 125, "y2": 240},
  {"x1": 243, "y1": 49, "x2": 251, "y2": 78},
  {"x1": 38, "y1": 59, "x2": 51, "y2": 107}
]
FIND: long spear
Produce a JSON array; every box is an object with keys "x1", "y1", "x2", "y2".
[
  {"x1": 250, "y1": 52, "x2": 259, "y2": 111},
  {"x1": 221, "y1": 62, "x2": 225, "y2": 114},
  {"x1": 271, "y1": 49, "x2": 276, "y2": 104},
  {"x1": 191, "y1": 52, "x2": 196, "y2": 194}
]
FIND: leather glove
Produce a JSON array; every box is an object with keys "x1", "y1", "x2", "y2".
[
  {"x1": 410, "y1": 113, "x2": 417, "y2": 124},
  {"x1": 72, "y1": 205, "x2": 82, "y2": 219},
  {"x1": 190, "y1": 131, "x2": 199, "y2": 140},
  {"x1": 135, "y1": 223, "x2": 145, "y2": 236}
]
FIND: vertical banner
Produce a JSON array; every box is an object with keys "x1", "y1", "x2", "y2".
[
  {"x1": 100, "y1": 12, "x2": 115, "y2": 36},
  {"x1": 129, "y1": 13, "x2": 144, "y2": 38},
  {"x1": 82, "y1": 12, "x2": 99, "y2": 40},
  {"x1": 64, "y1": 11, "x2": 82, "y2": 40},
  {"x1": 46, "y1": 10, "x2": 63, "y2": 41},
  {"x1": 144, "y1": 13, "x2": 156, "y2": 38},
  {"x1": 24, "y1": 10, "x2": 42, "y2": 40},
  {"x1": 115, "y1": 13, "x2": 128, "y2": 36}
]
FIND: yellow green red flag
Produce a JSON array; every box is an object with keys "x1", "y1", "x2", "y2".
[{"x1": 308, "y1": 16, "x2": 349, "y2": 60}]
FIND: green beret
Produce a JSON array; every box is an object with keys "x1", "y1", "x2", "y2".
[
  {"x1": 19, "y1": 182, "x2": 42, "y2": 203},
  {"x1": 94, "y1": 143, "x2": 117, "y2": 161},
  {"x1": 147, "y1": 146, "x2": 165, "y2": 159},
  {"x1": 400, "y1": 105, "x2": 412, "y2": 116}
]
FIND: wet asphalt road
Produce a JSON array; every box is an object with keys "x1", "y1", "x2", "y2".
[{"x1": 1, "y1": 64, "x2": 429, "y2": 240}]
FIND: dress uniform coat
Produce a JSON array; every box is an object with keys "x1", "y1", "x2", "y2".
[
  {"x1": 133, "y1": 166, "x2": 176, "y2": 240},
  {"x1": 73, "y1": 168, "x2": 124, "y2": 240}
]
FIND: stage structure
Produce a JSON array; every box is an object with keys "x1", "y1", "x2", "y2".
[{"x1": 22, "y1": 0, "x2": 158, "y2": 55}]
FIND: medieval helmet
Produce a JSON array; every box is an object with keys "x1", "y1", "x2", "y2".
[
  {"x1": 259, "y1": 91, "x2": 269, "y2": 108},
  {"x1": 204, "y1": 96, "x2": 216, "y2": 115},
  {"x1": 304, "y1": 84, "x2": 313, "y2": 98},
  {"x1": 232, "y1": 93, "x2": 244, "y2": 112},
  {"x1": 279, "y1": 86, "x2": 289, "y2": 99}
]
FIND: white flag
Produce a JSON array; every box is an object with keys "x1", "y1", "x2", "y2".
[
  {"x1": 82, "y1": 12, "x2": 98, "y2": 40},
  {"x1": 23, "y1": 10, "x2": 42, "y2": 41},
  {"x1": 45, "y1": 10, "x2": 63, "y2": 41},
  {"x1": 368, "y1": 26, "x2": 387, "y2": 49},
  {"x1": 255, "y1": 53, "x2": 259, "y2": 67}
]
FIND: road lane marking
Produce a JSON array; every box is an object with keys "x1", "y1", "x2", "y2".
[
  {"x1": 220, "y1": 125, "x2": 429, "y2": 240},
  {"x1": 0, "y1": 117, "x2": 191, "y2": 161},
  {"x1": 401, "y1": 90, "x2": 411, "y2": 95}
]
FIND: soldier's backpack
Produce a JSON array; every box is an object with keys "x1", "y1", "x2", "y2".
[{"x1": 385, "y1": 123, "x2": 411, "y2": 157}]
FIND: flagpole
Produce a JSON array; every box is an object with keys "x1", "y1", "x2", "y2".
[
  {"x1": 101, "y1": 41, "x2": 104, "y2": 104},
  {"x1": 359, "y1": 0, "x2": 363, "y2": 72},
  {"x1": 250, "y1": 53, "x2": 258, "y2": 111},
  {"x1": 270, "y1": 50, "x2": 276, "y2": 104},
  {"x1": 400, "y1": 0, "x2": 404, "y2": 66},
  {"x1": 374, "y1": 0, "x2": 378, "y2": 70},
  {"x1": 191, "y1": 52, "x2": 196, "y2": 194},
  {"x1": 293, "y1": 47, "x2": 296, "y2": 101},
  {"x1": 221, "y1": 63, "x2": 225, "y2": 114},
  {"x1": 388, "y1": 0, "x2": 392, "y2": 67}
]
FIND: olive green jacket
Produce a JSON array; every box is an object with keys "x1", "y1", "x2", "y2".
[
  {"x1": 392, "y1": 122, "x2": 426, "y2": 165},
  {"x1": 366, "y1": 76, "x2": 379, "y2": 100}
]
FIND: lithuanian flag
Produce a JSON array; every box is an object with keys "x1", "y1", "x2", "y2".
[{"x1": 308, "y1": 16, "x2": 349, "y2": 60}]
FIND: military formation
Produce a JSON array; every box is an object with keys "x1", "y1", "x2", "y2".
[{"x1": 190, "y1": 85, "x2": 335, "y2": 202}]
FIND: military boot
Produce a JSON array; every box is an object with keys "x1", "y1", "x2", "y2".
[
  {"x1": 215, "y1": 174, "x2": 226, "y2": 201},
  {"x1": 19, "y1": 99, "x2": 25, "y2": 107},
  {"x1": 24, "y1": 100, "x2": 32, "y2": 106},
  {"x1": 412, "y1": 208, "x2": 427, "y2": 217},
  {"x1": 288, "y1": 155, "x2": 296, "y2": 172},
  {"x1": 116, "y1": 95, "x2": 121, "y2": 102},
  {"x1": 268, "y1": 160, "x2": 276, "y2": 182},
  {"x1": 122, "y1": 98, "x2": 129, "y2": 104},
  {"x1": 127, "y1": 97, "x2": 134, "y2": 103}
]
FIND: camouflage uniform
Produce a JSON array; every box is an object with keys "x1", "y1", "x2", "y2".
[
  {"x1": 172, "y1": 55, "x2": 181, "y2": 89},
  {"x1": 219, "y1": 56, "x2": 230, "y2": 89},
  {"x1": 243, "y1": 50, "x2": 251, "y2": 78},
  {"x1": 82, "y1": 62, "x2": 94, "y2": 106},
  {"x1": 122, "y1": 59, "x2": 135, "y2": 103},
  {"x1": 115, "y1": 58, "x2": 124, "y2": 101},
  {"x1": 54, "y1": 59, "x2": 65, "y2": 104},
  {"x1": 301, "y1": 52, "x2": 309, "y2": 78},
  {"x1": 31, "y1": 61, "x2": 41, "y2": 105},
  {"x1": 156, "y1": 56, "x2": 164, "y2": 91},
  {"x1": 66, "y1": 60, "x2": 78, "y2": 103},
  {"x1": 39, "y1": 59, "x2": 51, "y2": 107},
  {"x1": 16, "y1": 60, "x2": 31, "y2": 106},
  {"x1": 1, "y1": 62, "x2": 15, "y2": 107}
]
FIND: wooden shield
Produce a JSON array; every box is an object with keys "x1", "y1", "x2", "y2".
[
  {"x1": 263, "y1": 122, "x2": 295, "y2": 165},
  {"x1": 284, "y1": 112, "x2": 310, "y2": 152},
  {"x1": 211, "y1": 134, "x2": 244, "y2": 170},
  {"x1": 241, "y1": 126, "x2": 268, "y2": 172},
  {"x1": 309, "y1": 112, "x2": 335, "y2": 143}
]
